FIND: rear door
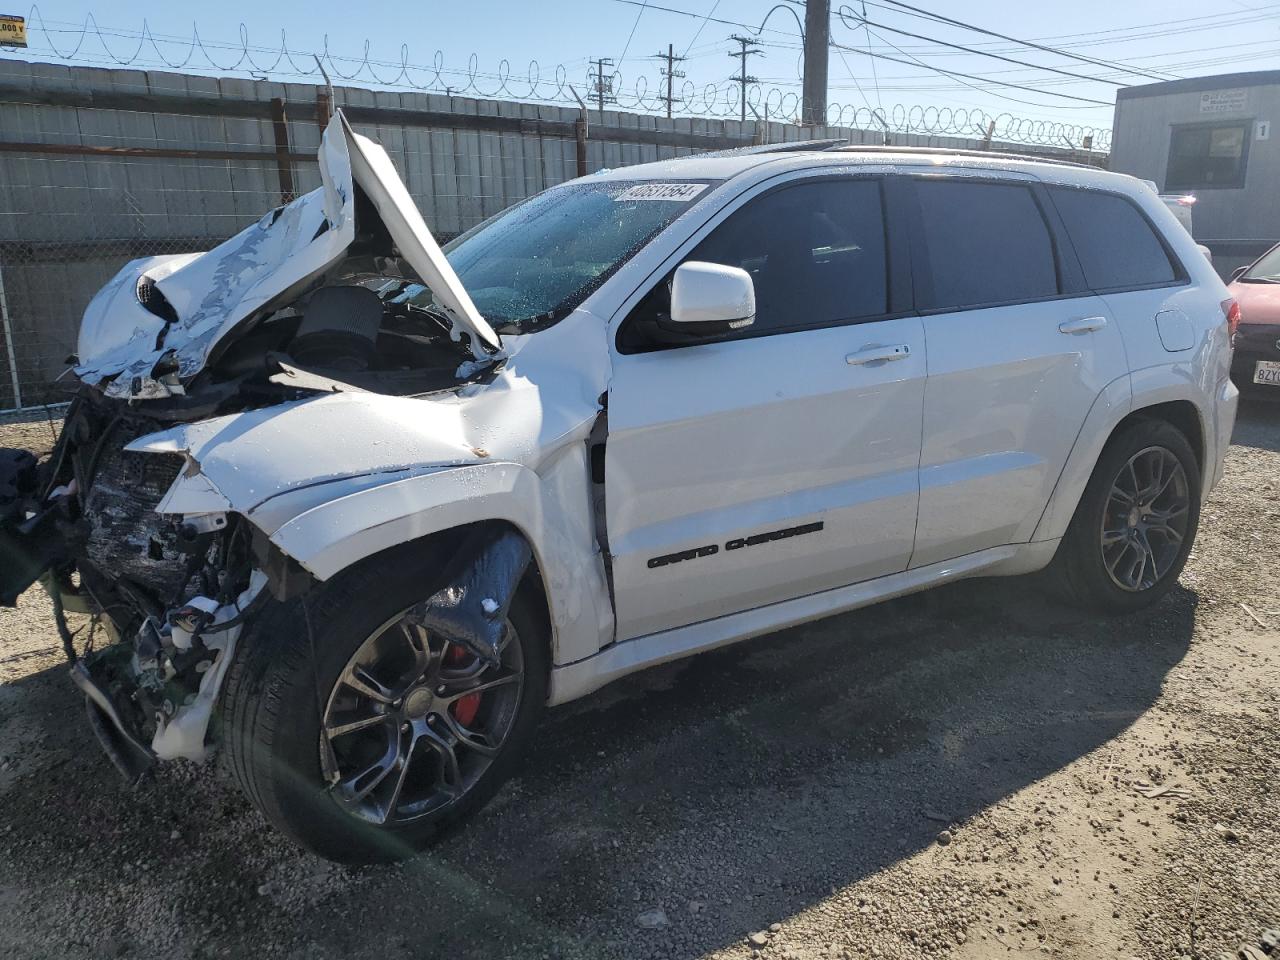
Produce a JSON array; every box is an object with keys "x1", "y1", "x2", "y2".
[
  {"x1": 605, "y1": 175, "x2": 926, "y2": 641},
  {"x1": 905, "y1": 175, "x2": 1129, "y2": 568}
]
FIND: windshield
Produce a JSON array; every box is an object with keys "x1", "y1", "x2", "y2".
[
  {"x1": 423, "y1": 179, "x2": 716, "y2": 333},
  {"x1": 1242, "y1": 244, "x2": 1280, "y2": 282}
]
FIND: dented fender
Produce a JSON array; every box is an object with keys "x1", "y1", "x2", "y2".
[
  {"x1": 128, "y1": 308, "x2": 615, "y2": 666},
  {"x1": 268, "y1": 451, "x2": 612, "y2": 666},
  {"x1": 150, "y1": 454, "x2": 612, "y2": 668}
]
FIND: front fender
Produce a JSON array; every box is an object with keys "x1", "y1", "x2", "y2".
[{"x1": 262, "y1": 447, "x2": 612, "y2": 666}]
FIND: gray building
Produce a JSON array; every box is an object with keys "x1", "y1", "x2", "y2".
[{"x1": 1111, "y1": 70, "x2": 1280, "y2": 278}]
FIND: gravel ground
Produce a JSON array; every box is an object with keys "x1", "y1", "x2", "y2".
[{"x1": 0, "y1": 399, "x2": 1277, "y2": 960}]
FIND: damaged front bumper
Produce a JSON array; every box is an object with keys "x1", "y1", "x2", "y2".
[
  {"x1": 1, "y1": 391, "x2": 544, "y2": 783},
  {"x1": 1, "y1": 394, "x2": 284, "y2": 777}
]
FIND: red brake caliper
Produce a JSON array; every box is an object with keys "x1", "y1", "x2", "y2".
[{"x1": 445, "y1": 644, "x2": 483, "y2": 726}]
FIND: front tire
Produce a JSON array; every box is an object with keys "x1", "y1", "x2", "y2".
[
  {"x1": 1051, "y1": 419, "x2": 1201, "y2": 614},
  {"x1": 221, "y1": 546, "x2": 547, "y2": 863}
]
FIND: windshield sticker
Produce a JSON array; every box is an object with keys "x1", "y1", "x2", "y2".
[{"x1": 614, "y1": 183, "x2": 708, "y2": 203}]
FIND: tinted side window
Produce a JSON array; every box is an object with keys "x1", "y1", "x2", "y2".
[
  {"x1": 913, "y1": 180, "x2": 1059, "y2": 311},
  {"x1": 687, "y1": 178, "x2": 888, "y2": 333},
  {"x1": 1049, "y1": 188, "x2": 1177, "y2": 291}
]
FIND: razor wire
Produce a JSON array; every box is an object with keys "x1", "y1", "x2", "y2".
[{"x1": 5, "y1": 5, "x2": 1111, "y2": 150}]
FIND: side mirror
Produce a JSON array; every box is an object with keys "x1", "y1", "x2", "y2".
[
  {"x1": 666, "y1": 261, "x2": 755, "y2": 335},
  {"x1": 1230, "y1": 265, "x2": 1248, "y2": 282}
]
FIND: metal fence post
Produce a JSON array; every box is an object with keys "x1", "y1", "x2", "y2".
[
  {"x1": 0, "y1": 261, "x2": 21, "y2": 410},
  {"x1": 269, "y1": 97, "x2": 295, "y2": 205}
]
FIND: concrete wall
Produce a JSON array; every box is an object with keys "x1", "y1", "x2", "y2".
[{"x1": 1112, "y1": 71, "x2": 1280, "y2": 277}]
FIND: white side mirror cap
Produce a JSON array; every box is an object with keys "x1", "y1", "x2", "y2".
[{"x1": 669, "y1": 261, "x2": 756, "y2": 331}]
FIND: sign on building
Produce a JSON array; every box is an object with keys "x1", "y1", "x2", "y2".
[
  {"x1": 0, "y1": 15, "x2": 24, "y2": 47},
  {"x1": 1200, "y1": 89, "x2": 1248, "y2": 114}
]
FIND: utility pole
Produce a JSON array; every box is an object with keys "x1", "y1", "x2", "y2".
[
  {"x1": 802, "y1": 0, "x2": 830, "y2": 127},
  {"x1": 727, "y1": 35, "x2": 761, "y2": 125},
  {"x1": 652, "y1": 43, "x2": 686, "y2": 119},
  {"x1": 589, "y1": 57, "x2": 615, "y2": 122}
]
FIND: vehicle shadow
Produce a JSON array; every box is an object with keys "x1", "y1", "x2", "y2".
[
  {"x1": 0, "y1": 576, "x2": 1196, "y2": 960},
  {"x1": 1233, "y1": 392, "x2": 1280, "y2": 453}
]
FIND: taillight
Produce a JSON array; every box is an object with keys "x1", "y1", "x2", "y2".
[{"x1": 1222, "y1": 298, "x2": 1241, "y2": 337}]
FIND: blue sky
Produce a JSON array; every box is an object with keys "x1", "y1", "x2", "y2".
[{"x1": 3, "y1": 0, "x2": 1279, "y2": 136}]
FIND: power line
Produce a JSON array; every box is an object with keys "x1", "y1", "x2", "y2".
[
  {"x1": 980, "y1": 3, "x2": 1280, "y2": 49},
  {"x1": 839, "y1": 9, "x2": 1134, "y2": 88},
  {"x1": 617, "y1": 1, "x2": 649, "y2": 66},
  {"x1": 852, "y1": 3, "x2": 1280, "y2": 58},
  {"x1": 822, "y1": 40, "x2": 1280, "y2": 92},
  {"x1": 614, "y1": 0, "x2": 800, "y2": 42},
  {"x1": 829, "y1": 36, "x2": 1112, "y2": 106},
  {"x1": 682, "y1": 0, "x2": 723, "y2": 56},
  {"x1": 834, "y1": 45, "x2": 889, "y2": 139},
  {"x1": 857, "y1": 0, "x2": 1177, "y2": 81},
  {"x1": 615, "y1": 0, "x2": 1112, "y2": 106},
  {"x1": 857, "y1": 1, "x2": 884, "y2": 113}
]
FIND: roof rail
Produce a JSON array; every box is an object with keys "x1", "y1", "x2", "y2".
[
  {"x1": 695, "y1": 138, "x2": 848, "y2": 159},
  {"x1": 829, "y1": 144, "x2": 1098, "y2": 169}
]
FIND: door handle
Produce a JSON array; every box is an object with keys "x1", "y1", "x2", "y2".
[
  {"x1": 846, "y1": 344, "x2": 911, "y2": 365},
  {"x1": 1058, "y1": 316, "x2": 1108, "y2": 335}
]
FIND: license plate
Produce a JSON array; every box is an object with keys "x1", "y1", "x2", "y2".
[{"x1": 1255, "y1": 360, "x2": 1280, "y2": 385}]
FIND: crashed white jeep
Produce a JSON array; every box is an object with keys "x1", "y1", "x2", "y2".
[{"x1": 0, "y1": 113, "x2": 1236, "y2": 862}]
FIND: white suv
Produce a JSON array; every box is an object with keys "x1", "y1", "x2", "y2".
[{"x1": 0, "y1": 115, "x2": 1239, "y2": 862}]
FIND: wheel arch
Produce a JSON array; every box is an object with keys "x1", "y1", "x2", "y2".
[
  {"x1": 1122, "y1": 399, "x2": 1204, "y2": 471},
  {"x1": 262, "y1": 456, "x2": 614, "y2": 667},
  {"x1": 1033, "y1": 373, "x2": 1214, "y2": 545},
  {"x1": 308, "y1": 518, "x2": 556, "y2": 683}
]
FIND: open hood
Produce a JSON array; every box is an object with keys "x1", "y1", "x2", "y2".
[{"x1": 76, "y1": 111, "x2": 501, "y2": 400}]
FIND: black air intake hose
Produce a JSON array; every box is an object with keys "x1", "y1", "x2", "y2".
[{"x1": 289, "y1": 285, "x2": 383, "y2": 371}]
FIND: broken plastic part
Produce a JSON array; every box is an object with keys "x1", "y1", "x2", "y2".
[
  {"x1": 408, "y1": 528, "x2": 532, "y2": 666},
  {"x1": 151, "y1": 570, "x2": 269, "y2": 762},
  {"x1": 71, "y1": 660, "x2": 156, "y2": 782},
  {"x1": 168, "y1": 595, "x2": 220, "y2": 651}
]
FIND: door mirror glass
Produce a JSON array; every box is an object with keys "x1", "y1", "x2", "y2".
[{"x1": 666, "y1": 261, "x2": 755, "y2": 334}]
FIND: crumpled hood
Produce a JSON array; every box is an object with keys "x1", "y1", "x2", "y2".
[
  {"x1": 76, "y1": 111, "x2": 500, "y2": 400},
  {"x1": 124, "y1": 307, "x2": 610, "y2": 528}
]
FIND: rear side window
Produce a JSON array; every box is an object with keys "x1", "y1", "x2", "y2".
[
  {"x1": 1048, "y1": 188, "x2": 1178, "y2": 291},
  {"x1": 913, "y1": 180, "x2": 1059, "y2": 311}
]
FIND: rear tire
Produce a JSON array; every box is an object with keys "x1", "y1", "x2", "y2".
[
  {"x1": 1050, "y1": 418, "x2": 1200, "y2": 614},
  {"x1": 221, "y1": 545, "x2": 547, "y2": 864}
]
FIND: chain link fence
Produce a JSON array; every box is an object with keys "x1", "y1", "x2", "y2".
[
  {"x1": 0, "y1": 155, "x2": 279, "y2": 410},
  {"x1": 0, "y1": 61, "x2": 1108, "y2": 413}
]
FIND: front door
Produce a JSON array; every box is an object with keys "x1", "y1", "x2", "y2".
[{"x1": 605, "y1": 176, "x2": 927, "y2": 642}]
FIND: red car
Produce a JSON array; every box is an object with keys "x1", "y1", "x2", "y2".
[{"x1": 1229, "y1": 243, "x2": 1280, "y2": 392}]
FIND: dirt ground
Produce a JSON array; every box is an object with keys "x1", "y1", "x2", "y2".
[{"x1": 0, "y1": 400, "x2": 1277, "y2": 960}]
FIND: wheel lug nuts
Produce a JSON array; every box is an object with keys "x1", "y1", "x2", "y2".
[
  {"x1": 436, "y1": 686, "x2": 446, "y2": 695},
  {"x1": 400, "y1": 722, "x2": 410, "y2": 733}
]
